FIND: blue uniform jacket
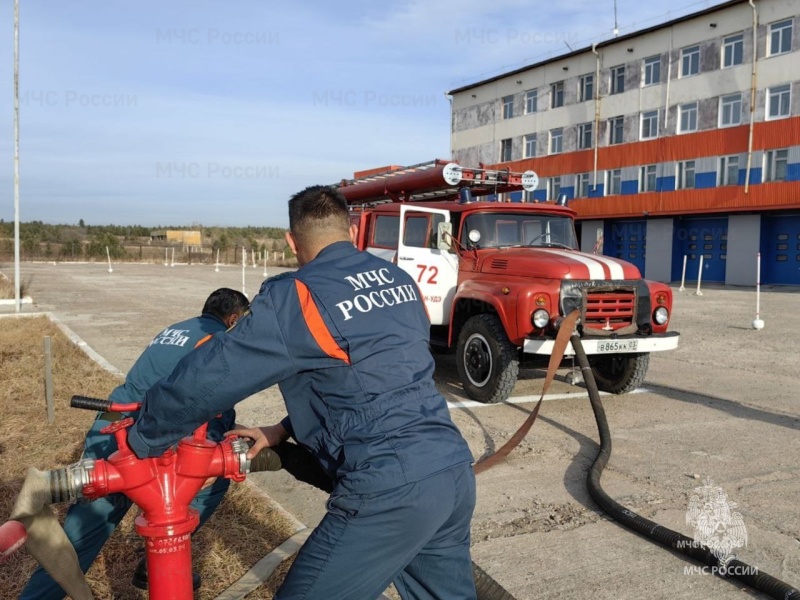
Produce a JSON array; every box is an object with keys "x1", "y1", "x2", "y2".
[
  {"x1": 128, "y1": 241, "x2": 474, "y2": 493},
  {"x1": 114, "y1": 313, "x2": 235, "y2": 442}
]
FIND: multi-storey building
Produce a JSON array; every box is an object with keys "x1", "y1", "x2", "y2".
[{"x1": 448, "y1": 0, "x2": 800, "y2": 285}]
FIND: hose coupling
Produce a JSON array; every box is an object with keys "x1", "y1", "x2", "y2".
[
  {"x1": 231, "y1": 438, "x2": 251, "y2": 476},
  {"x1": 47, "y1": 459, "x2": 95, "y2": 503}
]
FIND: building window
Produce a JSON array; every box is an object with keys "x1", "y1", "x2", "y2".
[
  {"x1": 720, "y1": 93, "x2": 742, "y2": 127},
  {"x1": 608, "y1": 116, "x2": 624, "y2": 145},
  {"x1": 640, "y1": 110, "x2": 658, "y2": 140},
  {"x1": 549, "y1": 128, "x2": 563, "y2": 154},
  {"x1": 640, "y1": 165, "x2": 657, "y2": 192},
  {"x1": 765, "y1": 148, "x2": 789, "y2": 182},
  {"x1": 502, "y1": 95, "x2": 514, "y2": 120},
  {"x1": 679, "y1": 102, "x2": 698, "y2": 133},
  {"x1": 719, "y1": 155, "x2": 740, "y2": 186},
  {"x1": 605, "y1": 169, "x2": 622, "y2": 196},
  {"x1": 681, "y1": 45, "x2": 700, "y2": 77},
  {"x1": 551, "y1": 81, "x2": 564, "y2": 108},
  {"x1": 524, "y1": 89, "x2": 538, "y2": 114},
  {"x1": 643, "y1": 56, "x2": 661, "y2": 86},
  {"x1": 769, "y1": 19, "x2": 793, "y2": 56},
  {"x1": 524, "y1": 134, "x2": 537, "y2": 158},
  {"x1": 677, "y1": 160, "x2": 696, "y2": 189},
  {"x1": 577, "y1": 172, "x2": 590, "y2": 197},
  {"x1": 578, "y1": 122, "x2": 593, "y2": 150},
  {"x1": 610, "y1": 65, "x2": 625, "y2": 95},
  {"x1": 548, "y1": 176, "x2": 562, "y2": 201},
  {"x1": 767, "y1": 85, "x2": 791, "y2": 120},
  {"x1": 500, "y1": 138, "x2": 513, "y2": 162},
  {"x1": 579, "y1": 74, "x2": 594, "y2": 102},
  {"x1": 722, "y1": 33, "x2": 744, "y2": 68}
]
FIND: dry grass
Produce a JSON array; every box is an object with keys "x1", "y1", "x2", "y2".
[
  {"x1": 0, "y1": 272, "x2": 31, "y2": 299},
  {"x1": 0, "y1": 316, "x2": 298, "y2": 599}
]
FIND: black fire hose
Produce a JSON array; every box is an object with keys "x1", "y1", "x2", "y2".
[{"x1": 570, "y1": 334, "x2": 800, "y2": 599}]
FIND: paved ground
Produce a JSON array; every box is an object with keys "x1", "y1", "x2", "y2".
[{"x1": 3, "y1": 261, "x2": 799, "y2": 599}]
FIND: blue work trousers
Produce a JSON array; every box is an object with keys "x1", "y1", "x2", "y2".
[
  {"x1": 19, "y1": 415, "x2": 229, "y2": 600},
  {"x1": 275, "y1": 462, "x2": 477, "y2": 600}
]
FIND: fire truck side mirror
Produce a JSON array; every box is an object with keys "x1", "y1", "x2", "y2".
[{"x1": 437, "y1": 222, "x2": 454, "y2": 252}]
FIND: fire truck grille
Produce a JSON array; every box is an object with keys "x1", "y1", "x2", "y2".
[{"x1": 584, "y1": 290, "x2": 635, "y2": 330}]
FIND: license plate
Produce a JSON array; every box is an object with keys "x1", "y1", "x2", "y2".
[{"x1": 596, "y1": 340, "x2": 639, "y2": 353}]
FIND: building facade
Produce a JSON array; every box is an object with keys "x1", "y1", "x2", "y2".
[{"x1": 448, "y1": 0, "x2": 800, "y2": 285}]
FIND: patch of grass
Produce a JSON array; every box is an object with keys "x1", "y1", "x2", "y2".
[
  {"x1": 0, "y1": 271, "x2": 31, "y2": 299},
  {"x1": 0, "y1": 316, "x2": 297, "y2": 598}
]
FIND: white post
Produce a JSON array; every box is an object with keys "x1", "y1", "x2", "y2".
[
  {"x1": 752, "y1": 252, "x2": 764, "y2": 329},
  {"x1": 44, "y1": 336, "x2": 54, "y2": 423},
  {"x1": 105, "y1": 246, "x2": 113, "y2": 273},
  {"x1": 263, "y1": 250, "x2": 268, "y2": 277},
  {"x1": 241, "y1": 248, "x2": 247, "y2": 298},
  {"x1": 694, "y1": 255, "x2": 704, "y2": 296},
  {"x1": 164, "y1": 247, "x2": 168, "y2": 267},
  {"x1": 679, "y1": 255, "x2": 687, "y2": 292},
  {"x1": 215, "y1": 248, "x2": 220, "y2": 273},
  {"x1": 171, "y1": 247, "x2": 175, "y2": 267},
  {"x1": 252, "y1": 248, "x2": 257, "y2": 268}
]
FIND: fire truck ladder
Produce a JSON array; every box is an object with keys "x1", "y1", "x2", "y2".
[{"x1": 337, "y1": 159, "x2": 539, "y2": 204}]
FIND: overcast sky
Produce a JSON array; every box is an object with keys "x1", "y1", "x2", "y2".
[{"x1": 0, "y1": 0, "x2": 725, "y2": 228}]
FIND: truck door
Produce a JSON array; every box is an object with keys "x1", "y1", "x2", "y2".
[{"x1": 397, "y1": 206, "x2": 458, "y2": 326}]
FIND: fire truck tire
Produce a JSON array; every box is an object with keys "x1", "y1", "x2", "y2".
[
  {"x1": 589, "y1": 352, "x2": 650, "y2": 394},
  {"x1": 457, "y1": 314, "x2": 519, "y2": 403}
]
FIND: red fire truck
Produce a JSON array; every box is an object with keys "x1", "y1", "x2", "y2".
[{"x1": 338, "y1": 159, "x2": 679, "y2": 403}]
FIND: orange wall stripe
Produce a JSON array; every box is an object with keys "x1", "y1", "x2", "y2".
[
  {"x1": 570, "y1": 182, "x2": 800, "y2": 219},
  {"x1": 489, "y1": 116, "x2": 800, "y2": 177},
  {"x1": 294, "y1": 280, "x2": 351, "y2": 364}
]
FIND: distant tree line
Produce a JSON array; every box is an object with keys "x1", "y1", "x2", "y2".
[{"x1": 0, "y1": 219, "x2": 292, "y2": 263}]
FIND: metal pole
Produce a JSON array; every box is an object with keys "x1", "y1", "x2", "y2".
[
  {"x1": 44, "y1": 336, "x2": 54, "y2": 423},
  {"x1": 241, "y1": 248, "x2": 247, "y2": 298},
  {"x1": 215, "y1": 248, "x2": 220, "y2": 272},
  {"x1": 13, "y1": 0, "x2": 21, "y2": 312},
  {"x1": 679, "y1": 255, "x2": 687, "y2": 292},
  {"x1": 752, "y1": 252, "x2": 764, "y2": 329},
  {"x1": 695, "y1": 255, "x2": 704, "y2": 296}
]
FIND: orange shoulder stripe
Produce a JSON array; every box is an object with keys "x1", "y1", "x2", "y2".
[
  {"x1": 194, "y1": 334, "x2": 213, "y2": 348},
  {"x1": 294, "y1": 280, "x2": 350, "y2": 364}
]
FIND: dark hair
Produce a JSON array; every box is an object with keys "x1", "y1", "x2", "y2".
[
  {"x1": 288, "y1": 185, "x2": 350, "y2": 246},
  {"x1": 202, "y1": 288, "x2": 249, "y2": 321}
]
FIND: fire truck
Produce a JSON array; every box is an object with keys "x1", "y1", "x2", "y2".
[{"x1": 338, "y1": 159, "x2": 679, "y2": 403}]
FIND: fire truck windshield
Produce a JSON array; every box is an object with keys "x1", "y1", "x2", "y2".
[{"x1": 461, "y1": 213, "x2": 578, "y2": 250}]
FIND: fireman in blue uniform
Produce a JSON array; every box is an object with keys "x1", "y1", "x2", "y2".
[{"x1": 128, "y1": 185, "x2": 477, "y2": 600}]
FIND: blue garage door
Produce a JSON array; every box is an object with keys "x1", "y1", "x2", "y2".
[
  {"x1": 604, "y1": 220, "x2": 646, "y2": 275},
  {"x1": 672, "y1": 217, "x2": 728, "y2": 283},
  {"x1": 763, "y1": 214, "x2": 800, "y2": 285}
]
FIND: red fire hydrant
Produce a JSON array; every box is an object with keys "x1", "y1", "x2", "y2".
[{"x1": 3, "y1": 395, "x2": 270, "y2": 600}]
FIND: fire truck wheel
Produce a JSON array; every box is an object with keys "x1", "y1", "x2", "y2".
[
  {"x1": 589, "y1": 352, "x2": 650, "y2": 394},
  {"x1": 457, "y1": 314, "x2": 519, "y2": 403}
]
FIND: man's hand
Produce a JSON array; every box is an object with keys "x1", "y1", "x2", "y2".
[{"x1": 226, "y1": 423, "x2": 289, "y2": 459}]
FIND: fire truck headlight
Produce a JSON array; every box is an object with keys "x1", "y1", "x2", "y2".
[
  {"x1": 532, "y1": 309, "x2": 550, "y2": 329},
  {"x1": 653, "y1": 306, "x2": 669, "y2": 325}
]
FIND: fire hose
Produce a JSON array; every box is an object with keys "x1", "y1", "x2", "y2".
[
  {"x1": 475, "y1": 310, "x2": 799, "y2": 598},
  {"x1": 570, "y1": 331, "x2": 800, "y2": 599}
]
